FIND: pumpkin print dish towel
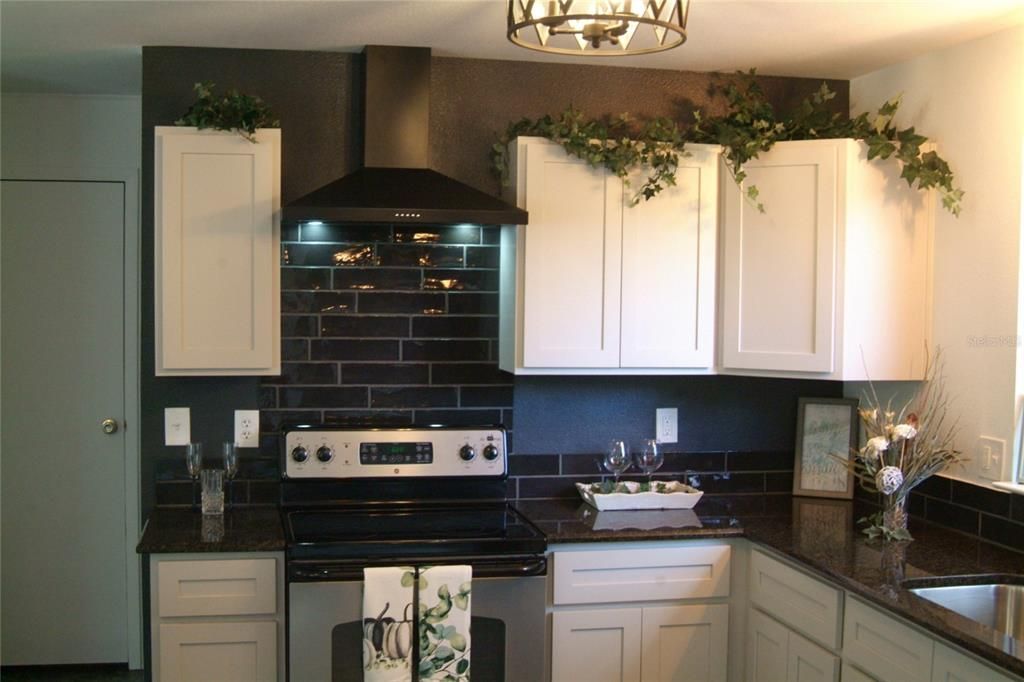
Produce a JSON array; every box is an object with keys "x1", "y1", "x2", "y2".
[
  {"x1": 363, "y1": 567, "x2": 415, "y2": 681},
  {"x1": 418, "y1": 565, "x2": 472, "y2": 681}
]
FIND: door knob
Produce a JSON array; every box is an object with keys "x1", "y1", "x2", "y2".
[{"x1": 101, "y1": 418, "x2": 119, "y2": 435}]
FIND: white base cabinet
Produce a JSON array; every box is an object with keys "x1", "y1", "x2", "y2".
[
  {"x1": 154, "y1": 126, "x2": 281, "y2": 376},
  {"x1": 500, "y1": 137, "x2": 719, "y2": 374},
  {"x1": 747, "y1": 608, "x2": 838, "y2": 682},
  {"x1": 149, "y1": 553, "x2": 284, "y2": 682},
  {"x1": 719, "y1": 138, "x2": 933, "y2": 380},
  {"x1": 549, "y1": 542, "x2": 731, "y2": 682}
]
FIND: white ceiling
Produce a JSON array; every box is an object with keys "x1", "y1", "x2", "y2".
[{"x1": 2, "y1": 0, "x2": 1022, "y2": 94}]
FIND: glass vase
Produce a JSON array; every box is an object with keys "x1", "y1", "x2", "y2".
[{"x1": 881, "y1": 492, "x2": 909, "y2": 537}]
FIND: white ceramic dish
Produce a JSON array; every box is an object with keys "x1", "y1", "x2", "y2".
[{"x1": 575, "y1": 481, "x2": 704, "y2": 511}]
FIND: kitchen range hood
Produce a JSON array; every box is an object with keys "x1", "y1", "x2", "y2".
[{"x1": 284, "y1": 46, "x2": 528, "y2": 226}]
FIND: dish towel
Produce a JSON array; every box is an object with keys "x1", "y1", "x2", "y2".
[
  {"x1": 417, "y1": 565, "x2": 472, "y2": 681},
  {"x1": 363, "y1": 567, "x2": 416, "y2": 681}
]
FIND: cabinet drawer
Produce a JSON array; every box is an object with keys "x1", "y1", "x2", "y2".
[
  {"x1": 844, "y1": 597, "x2": 933, "y2": 682},
  {"x1": 157, "y1": 558, "x2": 277, "y2": 617},
  {"x1": 553, "y1": 545, "x2": 731, "y2": 605},
  {"x1": 158, "y1": 621, "x2": 277, "y2": 682},
  {"x1": 749, "y1": 549, "x2": 842, "y2": 649}
]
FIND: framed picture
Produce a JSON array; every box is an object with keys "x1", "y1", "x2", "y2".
[{"x1": 793, "y1": 397, "x2": 859, "y2": 499}]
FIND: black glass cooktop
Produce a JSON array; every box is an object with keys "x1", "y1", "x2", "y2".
[{"x1": 285, "y1": 502, "x2": 546, "y2": 562}]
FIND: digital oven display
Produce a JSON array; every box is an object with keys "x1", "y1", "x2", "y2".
[{"x1": 359, "y1": 442, "x2": 433, "y2": 465}]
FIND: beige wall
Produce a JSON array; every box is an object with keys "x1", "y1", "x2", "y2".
[
  {"x1": 1, "y1": 93, "x2": 140, "y2": 173},
  {"x1": 846, "y1": 25, "x2": 1024, "y2": 485}
]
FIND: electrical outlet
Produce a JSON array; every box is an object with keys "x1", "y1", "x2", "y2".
[
  {"x1": 164, "y1": 407, "x2": 190, "y2": 446},
  {"x1": 234, "y1": 410, "x2": 260, "y2": 448},
  {"x1": 656, "y1": 408, "x2": 678, "y2": 444},
  {"x1": 977, "y1": 436, "x2": 1005, "y2": 481}
]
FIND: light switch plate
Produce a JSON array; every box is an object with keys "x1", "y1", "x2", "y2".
[
  {"x1": 164, "y1": 407, "x2": 190, "y2": 446},
  {"x1": 656, "y1": 408, "x2": 678, "y2": 444},
  {"x1": 234, "y1": 410, "x2": 260, "y2": 448},
  {"x1": 977, "y1": 435, "x2": 1006, "y2": 481}
]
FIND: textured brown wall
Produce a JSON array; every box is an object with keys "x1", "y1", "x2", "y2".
[{"x1": 430, "y1": 56, "x2": 848, "y2": 194}]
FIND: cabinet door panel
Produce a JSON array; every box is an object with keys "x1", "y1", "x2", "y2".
[
  {"x1": 156, "y1": 558, "x2": 277, "y2": 617},
  {"x1": 931, "y1": 643, "x2": 1015, "y2": 682},
  {"x1": 641, "y1": 604, "x2": 728, "y2": 682},
  {"x1": 787, "y1": 630, "x2": 839, "y2": 682},
  {"x1": 520, "y1": 140, "x2": 622, "y2": 367},
  {"x1": 552, "y1": 608, "x2": 642, "y2": 682},
  {"x1": 620, "y1": 145, "x2": 718, "y2": 368},
  {"x1": 747, "y1": 608, "x2": 789, "y2": 682},
  {"x1": 721, "y1": 141, "x2": 837, "y2": 372},
  {"x1": 156, "y1": 127, "x2": 280, "y2": 375},
  {"x1": 748, "y1": 549, "x2": 842, "y2": 650},
  {"x1": 158, "y1": 621, "x2": 276, "y2": 682},
  {"x1": 844, "y1": 597, "x2": 932, "y2": 682}
]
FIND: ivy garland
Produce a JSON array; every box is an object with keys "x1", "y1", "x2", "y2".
[
  {"x1": 492, "y1": 70, "x2": 963, "y2": 216},
  {"x1": 175, "y1": 81, "x2": 280, "y2": 143}
]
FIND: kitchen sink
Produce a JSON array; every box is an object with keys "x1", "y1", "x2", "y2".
[{"x1": 906, "y1": 576, "x2": 1024, "y2": 641}]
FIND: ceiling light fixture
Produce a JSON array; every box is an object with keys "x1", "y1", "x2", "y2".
[{"x1": 507, "y1": 0, "x2": 689, "y2": 56}]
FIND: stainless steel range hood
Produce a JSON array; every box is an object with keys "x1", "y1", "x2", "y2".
[{"x1": 283, "y1": 46, "x2": 528, "y2": 225}]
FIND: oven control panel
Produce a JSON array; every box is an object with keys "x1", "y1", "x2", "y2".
[{"x1": 284, "y1": 427, "x2": 506, "y2": 478}]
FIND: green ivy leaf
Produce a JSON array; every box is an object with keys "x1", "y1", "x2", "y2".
[
  {"x1": 450, "y1": 632, "x2": 467, "y2": 652},
  {"x1": 400, "y1": 571, "x2": 415, "y2": 588},
  {"x1": 457, "y1": 658, "x2": 470, "y2": 675}
]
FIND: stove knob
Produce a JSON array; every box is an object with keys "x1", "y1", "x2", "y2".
[
  {"x1": 316, "y1": 446, "x2": 334, "y2": 463},
  {"x1": 459, "y1": 444, "x2": 476, "y2": 462},
  {"x1": 291, "y1": 446, "x2": 309, "y2": 463},
  {"x1": 483, "y1": 444, "x2": 500, "y2": 461}
]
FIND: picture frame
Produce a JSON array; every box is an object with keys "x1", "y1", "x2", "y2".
[{"x1": 793, "y1": 397, "x2": 859, "y2": 499}]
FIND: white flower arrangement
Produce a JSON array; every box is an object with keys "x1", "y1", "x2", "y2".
[{"x1": 836, "y1": 349, "x2": 964, "y2": 541}]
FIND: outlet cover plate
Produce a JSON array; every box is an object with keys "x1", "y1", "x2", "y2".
[
  {"x1": 977, "y1": 435, "x2": 1005, "y2": 481},
  {"x1": 656, "y1": 408, "x2": 678, "y2": 444},
  {"x1": 234, "y1": 410, "x2": 260, "y2": 448},
  {"x1": 164, "y1": 407, "x2": 190, "y2": 446}
]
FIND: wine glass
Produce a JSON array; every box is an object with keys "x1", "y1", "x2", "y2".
[
  {"x1": 185, "y1": 443, "x2": 203, "y2": 510},
  {"x1": 603, "y1": 439, "x2": 631, "y2": 486},
  {"x1": 223, "y1": 442, "x2": 239, "y2": 508},
  {"x1": 634, "y1": 439, "x2": 664, "y2": 485}
]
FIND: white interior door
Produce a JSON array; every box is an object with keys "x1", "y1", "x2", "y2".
[{"x1": 1, "y1": 178, "x2": 129, "y2": 664}]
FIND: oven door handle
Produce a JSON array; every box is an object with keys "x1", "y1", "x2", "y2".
[{"x1": 288, "y1": 556, "x2": 547, "y2": 582}]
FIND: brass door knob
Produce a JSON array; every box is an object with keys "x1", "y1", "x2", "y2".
[{"x1": 101, "y1": 418, "x2": 119, "y2": 435}]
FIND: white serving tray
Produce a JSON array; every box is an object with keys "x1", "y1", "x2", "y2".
[{"x1": 576, "y1": 481, "x2": 704, "y2": 511}]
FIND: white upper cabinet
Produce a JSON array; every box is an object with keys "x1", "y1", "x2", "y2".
[
  {"x1": 155, "y1": 127, "x2": 281, "y2": 375},
  {"x1": 499, "y1": 136, "x2": 719, "y2": 374},
  {"x1": 719, "y1": 139, "x2": 932, "y2": 380}
]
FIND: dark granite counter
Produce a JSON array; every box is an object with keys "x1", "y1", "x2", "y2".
[
  {"x1": 516, "y1": 494, "x2": 1024, "y2": 678},
  {"x1": 136, "y1": 506, "x2": 285, "y2": 554}
]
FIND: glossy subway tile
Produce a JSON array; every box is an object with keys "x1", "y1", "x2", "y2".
[
  {"x1": 309, "y1": 339, "x2": 400, "y2": 362},
  {"x1": 299, "y1": 223, "x2": 392, "y2": 243},
  {"x1": 324, "y1": 410, "x2": 415, "y2": 427},
  {"x1": 403, "y1": 340, "x2": 490, "y2": 361},
  {"x1": 358, "y1": 292, "x2": 447, "y2": 315},
  {"x1": 422, "y1": 269, "x2": 498, "y2": 292},
  {"x1": 394, "y1": 225, "x2": 481, "y2": 245},
  {"x1": 341, "y1": 363, "x2": 429, "y2": 385},
  {"x1": 411, "y1": 316, "x2": 499, "y2": 339},
  {"x1": 333, "y1": 268, "x2": 422, "y2": 291},
  {"x1": 284, "y1": 243, "x2": 376, "y2": 267},
  {"x1": 460, "y1": 386, "x2": 514, "y2": 407},
  {"x1": 282, "y1": 291, "x2": 355, "y2": 314},
  {"x1": 320, "y1": 316, "x2": 409, "y2": 338},
  {"x1": 371, "y1": 386, "x2": 459, "y2": 409},
  {"x1": 430, "y1": 363, "x2": 510, "y2": 385},
  {"x1": 376, "y1": 244, "x2": 464, "y2": 267},
  {"x1": 279, "y1": 386, "x2": 368, "y2": 409},
  {"x1": 282, "y1": 267, "x2": 331, "y2": 290}
]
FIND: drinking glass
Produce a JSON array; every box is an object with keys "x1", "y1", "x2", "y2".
[
  {"x1": 201, "y1": 469, "x2": 225, "y2": 516},
  {"x1": 223, "y1": 442, "x2": 239, "y2": 508},
  {"x1": 634, "y1": 439, "x2": 664, "y2": 484},
  {"x1": 185, "y1": 443, "x2": 203, "y2": 510},
  {"x1": 603, "y1": 439, "x2": 631, "y2": 484}
]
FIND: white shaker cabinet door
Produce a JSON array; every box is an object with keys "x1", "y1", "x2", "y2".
[
  {"x1": 620, "y1": 145, "x2": 718, "y2": 369},
  {"x1": 552, "y1": 608, "x2": 643, "y2": 682},
  {"x1": 158, "y1": 621, "x2": 277, "y2": 682},
  {"x1": 155, "y1": 126, "x2": 280, "y2": 375},
  {"x1": 640, "y1": 604, "x2": 728, "y2": 682},
  {"x1": 518, "y1": 139, "x2": 622, "y2": 368},
  {"x1": 720, "y1": 140, "x2": 838, "y2": 373},
  {"x1": 747, "y1": 608, "x2": 789, "y2": 682}
]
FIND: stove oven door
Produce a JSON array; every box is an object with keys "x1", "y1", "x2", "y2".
[{"x1": 288, "y1": 572, "x2": 547, "y2": 682}]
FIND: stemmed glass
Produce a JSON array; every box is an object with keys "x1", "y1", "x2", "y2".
[
  {"x1": 634, "y1": 439, "x2": 664, "y2": 486},
  {"x1": 185, "y1": 443, "x2": 203, "y2": 510},
  {"x1": 223, "y1": 442, "x2": 239, "y2": 508},
  {"x1": 603, "y1": 439, "x2": 631, "y2": 487}
]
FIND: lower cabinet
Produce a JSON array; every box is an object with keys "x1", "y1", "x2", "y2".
[
  {"x1": 747, "y1": 608, "x2": 838, "y2": 682},
  {"x1": 552, "y1": 604, "x2": 729, "y2": 682},
  {"x1": 549, "y1": 542, "x2": 732, "y2": 682},
  {"x1": 149, "y1": 553, "x2": 285, "y2": 682}
]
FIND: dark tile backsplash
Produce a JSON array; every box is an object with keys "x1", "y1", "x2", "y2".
[{"x1": 854, "y1": 476, "x2": 1024, "y2": 552}]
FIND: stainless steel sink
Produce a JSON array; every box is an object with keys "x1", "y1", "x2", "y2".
[{"x1": 907, "y1": 578, "x2": 1024, "y2": 641}]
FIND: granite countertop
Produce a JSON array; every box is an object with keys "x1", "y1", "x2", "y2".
[
  {"x1": 515, "y1": 494, "x2": 1024, "y2": 678},
  {"x1": 136, "y1": 506, "x2": 285, "y2": 554}
]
